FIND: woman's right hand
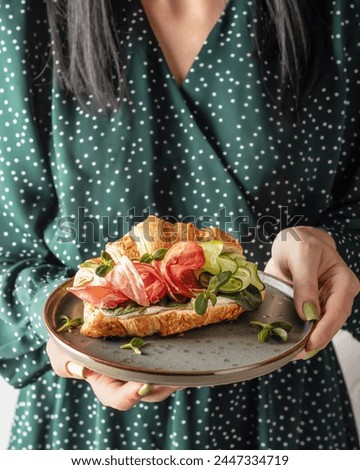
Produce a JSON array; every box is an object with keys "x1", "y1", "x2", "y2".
[{"x1": 46, "y1": 339, "x2": 183, "y2": 410}]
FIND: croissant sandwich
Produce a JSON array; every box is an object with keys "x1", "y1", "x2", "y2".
[{"x1": 68, "y1": 215, "x2": 265, "y2": 338}]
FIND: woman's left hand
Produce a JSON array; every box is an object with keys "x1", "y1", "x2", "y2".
[{"x1": 265, "y1": 226, "x2": 360, "y2": 359}]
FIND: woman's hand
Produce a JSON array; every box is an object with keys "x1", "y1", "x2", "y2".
[
  {"x1": 265, "y1": 226, "x2": 359, "y2": 359},
  {"x1": 46, "y1": 339, "x2": 183, "y2": 410}
]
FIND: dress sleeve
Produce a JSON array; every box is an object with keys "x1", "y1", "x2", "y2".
[
  {"x1": 318, "y1": 152, "x2": 360, "y2": 340},
  {"x1": 317, "y1": 0, "x2": 360, "y2": 340},
  {"x1": 0, "y1": 0, "x2": 73, "y2": 388}
]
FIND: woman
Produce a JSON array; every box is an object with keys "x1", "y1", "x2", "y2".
[{"x1": 0, "y1": 0, "x2": 359, "y2": 449}]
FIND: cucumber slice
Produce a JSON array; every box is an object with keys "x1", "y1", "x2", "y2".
[
  {"x1": 244, "y1": 262, "x2": 265, "y2": 291},
  {"x1": 226, "y1": 253, "x2": 247, "y2": 266},
  {"x1": 233, "y1": 266, "x2": 251, "y2": 290},
  {"x1": 217, "y1": 255, "x2": 238, "y2": 274},
  {"x1": 198, "y1": 240, "x2": 223, "y2": 275},
  {"x1": 234, "y1": 266, "x2": 251, "y2": 280},
  {"x1": 218, "y1": 277, "x2": 243, "y2": 293}
]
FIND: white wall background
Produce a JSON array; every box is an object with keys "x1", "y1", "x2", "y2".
[
  {"x1": 0, "y1": 331, "x2": 359, "y2": 449},
  {"x1": 0, "y1": 378, "x2": 18, "y2": 450}
]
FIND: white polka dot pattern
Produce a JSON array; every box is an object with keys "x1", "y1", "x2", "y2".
[{"x1": 0, "y1": 0, "x2": 359, "y2": 450}]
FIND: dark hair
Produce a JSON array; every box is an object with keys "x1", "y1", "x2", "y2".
[
  {"x1": 46, "y1": 0, "x2": 123, "y2": 110},
  {"x1": 46, "y1": 0, "x2": 330, "y2": 114},
  {"x1": 255, "y1": 0, "x2": 330, "y2": 119}
]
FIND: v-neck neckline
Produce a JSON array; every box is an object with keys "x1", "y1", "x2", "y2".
[{"x1": 138, "y1": 0, "x2": 233, "y2": 89}]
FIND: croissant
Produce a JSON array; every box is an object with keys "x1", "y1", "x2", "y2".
[{"x1": 68, "y1": 215, "x2": 264, "y2": 338}]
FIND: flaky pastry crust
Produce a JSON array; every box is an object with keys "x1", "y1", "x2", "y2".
[
  {"x1": 81, "y1": 301, "x2": 245, "y2": 338},
  {"x1": 105, "y1": 215, "x2": 243, "y2": 260}
]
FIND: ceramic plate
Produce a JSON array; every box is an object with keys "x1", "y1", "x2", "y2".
[{"x1": 43, "y1": 272, "x2": 314, "y2": 386}]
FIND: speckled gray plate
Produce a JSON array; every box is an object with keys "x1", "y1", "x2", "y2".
[{"x1": 43, "y1": 272, "x2": 314, "y2": 386}]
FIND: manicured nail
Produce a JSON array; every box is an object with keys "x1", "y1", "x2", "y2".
[
  {"x1": 66, "y1": 361, "x2": 88, "y2": 380},
  {"x1": 303, "y1": 348, "x2": 321, "y2": 360},
  {"x1": 303, "y1": 301, "x2": 319, "y2": 321},
  {"x1": 138, "y1": 383, "x2": 154, "y2": 396}
]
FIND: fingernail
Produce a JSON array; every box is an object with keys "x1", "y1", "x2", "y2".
[
  {"x1": 303, "y1": 348, "x2": 321, "y2": 360},
  {"x1": 66, "y1": 361, "x2": 88, "y2": 380},
  {"x1": 138, "y1": 383, "x2": 154, "y2": 396},
  {"x1": 303, "y1": 301, "x2": 319, "y2": 321}
]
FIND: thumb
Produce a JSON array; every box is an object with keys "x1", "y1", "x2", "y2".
[
  {"x1": 265, "y1": 255, "x2": 321, "y2": 323},
  {"x1": 289, "y1": 253, "x2": 321, "y2": 358},
  {"x1": 290, "y1": 249, "x2": 321, "y2": 324}
]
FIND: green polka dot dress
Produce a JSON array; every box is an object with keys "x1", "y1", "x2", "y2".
[{"x1": 0, "y1": 0, "x2": 359, "y2": 450}]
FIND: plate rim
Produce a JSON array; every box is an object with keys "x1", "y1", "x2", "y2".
[{"x1": 43, "y1": 272, "x2": 315, "y2": 386}]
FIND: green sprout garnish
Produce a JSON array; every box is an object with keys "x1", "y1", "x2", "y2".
[
  {"x1": 140, "y1": 248, "x2": 168, "y2": 264},
  {"x1": 79, "y1": 250, "x2": 115, "y2": 277},
  {"x1": 250, "y1": 320, "x2": 293, "y2": 343},
  {"x1": 103, "y1": 303, "x2": 146, "y2": 317},
  {"x1": 120, "y1": 337, "x2": 146, "y2": 355},
  {"x1": 194, "y1": 271, "x2": 233, "y2": 315},
  {"x1": 56, "y1": 315, "x2": 84, "y2": 333},
  {"x1": 95, "y1": 250, "x2": 115, "y2": 277}
]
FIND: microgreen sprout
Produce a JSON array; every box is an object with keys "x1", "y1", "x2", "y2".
[
  {"x1": 95, "y1": 250, "x2": 115, "y2": 277},
  {"x1": 140, "y1": 248, "x2": 168, "y2": 264},
  {"x1": 120, "y1": 337, "x2": 146, "y2": 355},
  {"x1": 56, "y1": 315, "x2": 84, "y2": 333},
  {"x1": 250, "y1": 320, "x2": 293, "y2": 343},
  {"x1": 194, "y1": 271, "x2": 232, "y2": 315}
]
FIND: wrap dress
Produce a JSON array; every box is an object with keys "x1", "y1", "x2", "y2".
[{"x1": 0, "y1": 0, "x2": 359, "y2": 449}]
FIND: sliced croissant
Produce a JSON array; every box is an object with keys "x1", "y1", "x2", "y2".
[{"x1": 78, "y1": 215, "x2": 261, "y2": 338}]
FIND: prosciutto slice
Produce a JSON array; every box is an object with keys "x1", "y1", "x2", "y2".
[
  {"x1": 133, "y1": 262, "x2": 168, "y2": 304},
  {"x1": 68, "y1": 265, "x2": 129, "y2": 309},
  {"x1": 107, "y1": 256, "x2": 150, "y2": 306},
  {"x1": 160, "y1": 241, "x2": 205, "y2": 298},
  {"x1": 69, "y1": 242, "x2": 205, "y2": 309}
]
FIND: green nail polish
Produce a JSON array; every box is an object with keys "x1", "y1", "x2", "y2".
[
  {"x1": 303, "y1": 348, "x2": 321, "y2": 360},
  {"x1": 303, "y1": 301, "x2": 319, "y2": 321},
  {"x1": 138, "y1": 383, "x2": 154, "y2": 396}
]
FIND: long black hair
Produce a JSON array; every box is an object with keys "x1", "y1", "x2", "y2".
[{"x1": 46, "y1": 0, "x2": 330, "y2": 114}]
